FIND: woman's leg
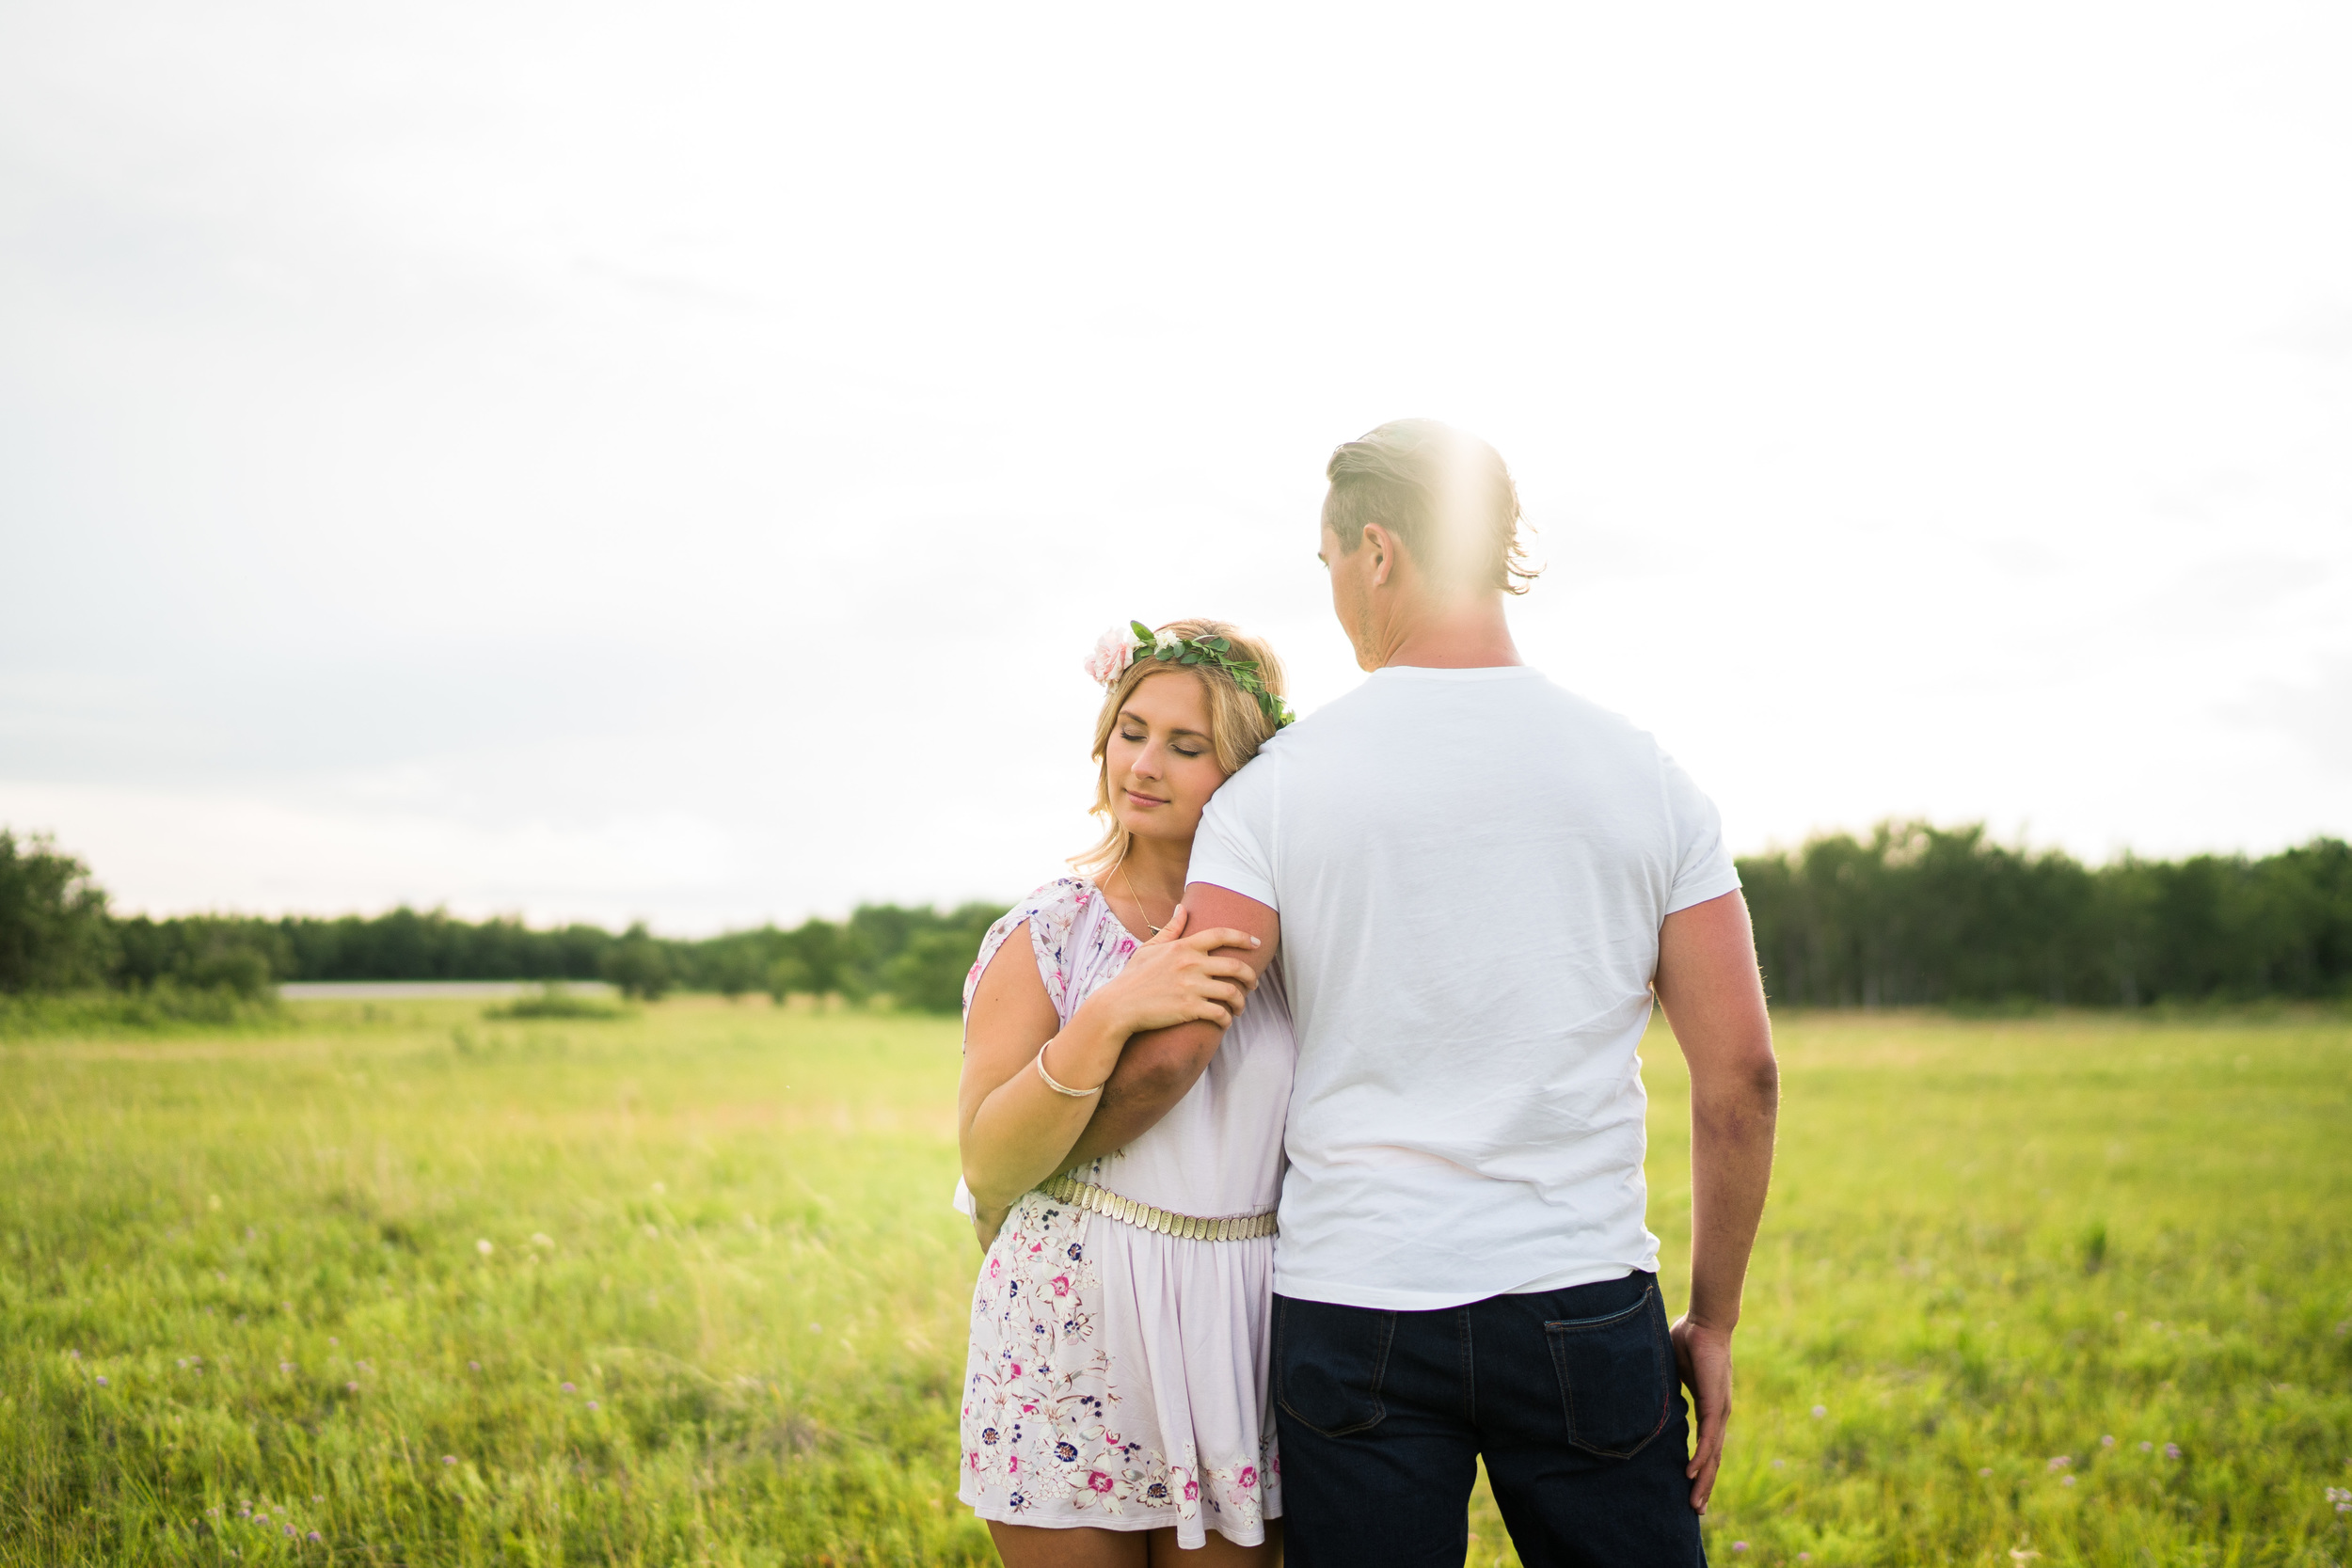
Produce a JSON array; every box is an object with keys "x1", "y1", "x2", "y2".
[
  {"x1": 1144, "y1": 1520, "x2": 1282, "y2": 1565},
  {"x1": 988, "y1": 1522, "x2": 1151, "y2": 1568}
]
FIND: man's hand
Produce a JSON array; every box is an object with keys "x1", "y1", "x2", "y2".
[{"x1": 1671, "y1": 1313, "x2": 1734, "y2": 1512}]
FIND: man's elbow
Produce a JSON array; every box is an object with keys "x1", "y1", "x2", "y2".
[
  {"x1": 1113, "y1": 1024, "x2": 1225, "y2": 1106},
  {"x1": 1692, "y1": 1042, "x2": 1779, "y2": 1131}
]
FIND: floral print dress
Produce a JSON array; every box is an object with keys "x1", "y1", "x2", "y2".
[{"x1": 957, "y1": 878, "x2": 1294, "y2": 1549}]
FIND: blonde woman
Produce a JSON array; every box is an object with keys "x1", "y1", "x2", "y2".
[{"x1": 956, "y1": 618, "x2": 1295, "y2": 1566}]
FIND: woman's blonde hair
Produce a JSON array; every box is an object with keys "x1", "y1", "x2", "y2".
[{"x1": 1070, "y1": 618, "x2": 1289, "y2": 879}]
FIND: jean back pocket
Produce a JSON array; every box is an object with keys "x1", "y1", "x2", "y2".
[
  {"x1": 1543, "y1": 1282, "x2": 1671, "y2": 1458},
  {"x1": 1275, "y1": 1295, "x2": 1395, "y2": 1438}
]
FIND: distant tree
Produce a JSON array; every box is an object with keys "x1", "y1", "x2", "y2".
[
  {"x1": 784, "y1": 918, "x2": 868, "y2": 1006},
  {"x1": 884, "y1": 928, "x2": 984, "y2": 1014},
  {"x1": 600, "y1": 923, "x2": 673, "y2": 1000},
  {"x1": 0, "y1": 831, "x2": 116, "y2": 992},
  {"x1": 766, "y1": 952, "x2": 814, "y2": 1005}
]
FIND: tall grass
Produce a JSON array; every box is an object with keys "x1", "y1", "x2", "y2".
[{"x1": 3, "y1": 1001, "x2": 2347, "y2": 1565}]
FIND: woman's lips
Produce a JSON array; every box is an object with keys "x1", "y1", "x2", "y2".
[{"x1": 1124, "y1": 789, "x2": 1168, "y2": 808}]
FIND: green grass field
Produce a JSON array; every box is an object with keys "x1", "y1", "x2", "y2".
[{"x1": 3, "y1": 1001, "x2": 2347, "y2": 1565}]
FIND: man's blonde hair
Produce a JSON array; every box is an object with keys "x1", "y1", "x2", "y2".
[
  {"x1": 1323, "y1": 419, "x2": 1538, "y2": 594},
  {"x1": 1071, "y1": 618, "x2": 1288, "y2": 879}
]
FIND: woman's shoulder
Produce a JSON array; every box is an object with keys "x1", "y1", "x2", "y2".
[
  {"x1": 964, "y1": 877, "x2": 1114, "y2": 1020},
  {"x1": 999, "y1": 876, "x2": 1098, "y2": 931},
  {"x1": 977, "y1": 878, "x2": 1112, "y2": 963}
]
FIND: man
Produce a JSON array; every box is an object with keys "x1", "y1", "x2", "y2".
[{"x1": 1075, "y1": 419, "x2": 1777, "y2": 1566}]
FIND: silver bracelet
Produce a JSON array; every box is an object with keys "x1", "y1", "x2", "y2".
[{"x1": 1034, "y1": 1041, "x2": 1102, "y2": 1098}]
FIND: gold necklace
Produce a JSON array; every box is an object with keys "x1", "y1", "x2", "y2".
[{"x1": 1118, "y1": 858, "x2": 1173, "y2": 936}]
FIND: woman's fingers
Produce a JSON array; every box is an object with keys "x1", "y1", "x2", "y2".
[
  {"x1": 1141, "y1": 903, "x2": 1191, "y2": 945},
  {"x1": 1181, "y1": 927, "x2": 1262, "y2": 954},
  {"x1": 1194, "y1": 958, "x2": 1258, "y2": 993}
]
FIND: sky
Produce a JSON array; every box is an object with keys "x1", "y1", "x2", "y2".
[{"x1": 3, "y1": 2, "x2": 2348, "y2": 933}]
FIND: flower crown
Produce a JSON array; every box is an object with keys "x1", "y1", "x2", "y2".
[{"x1": 1085, "y1": 622, "x2": 1295, "y2": 732}]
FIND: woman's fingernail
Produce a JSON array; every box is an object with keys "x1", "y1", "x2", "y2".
[{"x1": 1250, "y1": 937, "x2": 1262, "y2": 946}]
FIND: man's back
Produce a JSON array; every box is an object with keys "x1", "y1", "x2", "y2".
[{"x1": 1188, "y1": 663, "x2": 1740, "y2": 1310}]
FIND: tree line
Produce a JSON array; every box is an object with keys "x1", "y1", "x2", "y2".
[
  {"x1": 9, "y1": 822, "x2": 2349, "y2": 1016},
  {"x1": 0, "y1": 829, "x2": 999, "y2": 1014},
  {"x1": 1738, "y1": 822, "x2": 2352, "y2": 1007}
]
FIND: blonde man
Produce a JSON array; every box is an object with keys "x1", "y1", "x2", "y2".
[{"x1": 1076, "y1": 420, "x2": 1779, "y2": 1566}]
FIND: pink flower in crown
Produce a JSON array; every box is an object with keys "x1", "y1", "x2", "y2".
[{"x1": 1085, "y1": 626, "x2": 1139, "y2": 687}]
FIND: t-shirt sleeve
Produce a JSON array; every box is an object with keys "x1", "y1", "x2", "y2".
[
  {"x1": 1186, "y1": 752, "x2": 1281, "y2": 911},
  {"x1": 1661, "y1": 751, "x2": 1742, "y2": 915}
]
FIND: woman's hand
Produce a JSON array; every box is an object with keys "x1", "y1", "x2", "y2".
[{"x1": 1078, "y1": 904, "x2": 1263, "y2": 1042}]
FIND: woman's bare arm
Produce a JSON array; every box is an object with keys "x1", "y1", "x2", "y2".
[{"x1": 957, "y1": 924, "x2": 1123, "y2": 1228}]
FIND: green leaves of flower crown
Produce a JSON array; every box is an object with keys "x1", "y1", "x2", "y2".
[{"x1": 1127, "y1": 621, "x2": 1295, "y2": 730}]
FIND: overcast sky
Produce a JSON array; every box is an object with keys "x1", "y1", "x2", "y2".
[{"x1": 4, "y1": 2, "x2": 2348, "y2": 933}]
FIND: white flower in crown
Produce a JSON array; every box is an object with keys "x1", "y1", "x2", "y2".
[
  {"x1": 1152, "y1": 628, "x2": 1183, "y2": 656},
  {"x1": 1084, "y1": 626, "x2": 1140, "y2": 688}
]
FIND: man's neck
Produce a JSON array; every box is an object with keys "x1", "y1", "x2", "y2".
[{"x1": 1374, "y1": 594, "x2": 1523, "y2": 671}]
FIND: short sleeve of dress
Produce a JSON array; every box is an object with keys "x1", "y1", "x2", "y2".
[
  {"x1": 1661, "y1": 750, "x2": 1741, "y2": 914},
  {"x1": 1187, "y1": 751, "x2": 1282, "y2": 911},
  {"x1": 961, "y1": 879, "x2": 1090, "y2": 1029}
]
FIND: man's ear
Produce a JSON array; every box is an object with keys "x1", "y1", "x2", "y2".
[{"x1": 1359, "y1": 522, "x2": 1399, "y2": 589}]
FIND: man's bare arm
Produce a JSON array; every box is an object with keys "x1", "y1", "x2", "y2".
[
  {"x1": 1062, "y1": 884, "x2": 1279, "y2": 1168},
  {"x1": 1653, "y1": 887, "x2": 1779, "y2": 1513}
]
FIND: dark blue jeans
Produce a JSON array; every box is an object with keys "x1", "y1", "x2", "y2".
[{"x1": 1273, "y1": 1271, "x2": 1706, "y2": 1567}]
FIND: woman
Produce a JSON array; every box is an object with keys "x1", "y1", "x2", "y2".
[{"x1": 956, "y1": 618, "x2": 1295, "y2": 1565}]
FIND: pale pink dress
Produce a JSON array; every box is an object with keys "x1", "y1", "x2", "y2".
[{"x1": 956, "y1": 878, "x2": 1293, "y2": 1549}]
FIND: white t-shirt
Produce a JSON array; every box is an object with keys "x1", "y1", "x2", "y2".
[{"x1": 1186, "y1": 664, "x2": 1740, "y2": 1311}]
